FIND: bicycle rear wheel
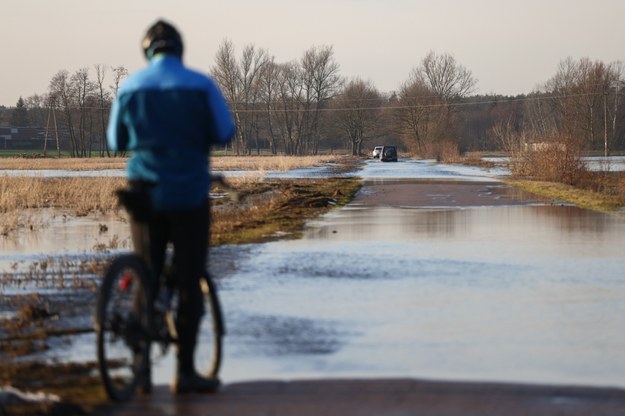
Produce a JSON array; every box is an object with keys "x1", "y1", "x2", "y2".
[
  {"x1": 96, "y1": 254, "x2": 152, "y2": 401},
  {"x1": 166, "y1": 272, "x2": 224, "y2": 378}
]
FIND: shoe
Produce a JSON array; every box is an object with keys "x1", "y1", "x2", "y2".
[{"x1": 171, "y1": 372, "x2": 220, "y2": 394}]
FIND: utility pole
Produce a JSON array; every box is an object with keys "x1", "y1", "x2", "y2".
[
  {"x1": 613, "y1": 84, "x2": 620, "y2": 152},
  {"x1": 53, "y1": 107, "x2": 60, "y2": 157},
  {"x1": 43, "y1": 106, "x2": 51, "y2": 157},
  {"x1": 604, "y1": 88, "x2": 608, "y2": 158},
  {"x1": 44, "y1": 105, "x2": 61, "y2": 158}
]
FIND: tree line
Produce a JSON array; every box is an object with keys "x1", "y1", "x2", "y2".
[
  {"x1": 1, "y1": 65, "x2": 128, "y2": 157},
  {"x1": 1, "y1": 41, "x2": 624, "y2": 158}
]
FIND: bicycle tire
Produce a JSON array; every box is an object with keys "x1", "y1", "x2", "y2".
[
  {"x1": 95, "y1": 254, "x2": 152, "y2": 401},
  {"x1": 165, "y1": 272, "x2": 224, "y2": 378}
]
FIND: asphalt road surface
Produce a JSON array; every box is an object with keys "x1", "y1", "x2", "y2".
[{"x1": 105, "y1": 378, "x2": 625, "y2": 416}]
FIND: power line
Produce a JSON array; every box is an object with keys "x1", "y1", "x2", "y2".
[
  {"x1": 233, "y1": 91, "x2": 610, "y2": 113},
  {"x1": 13, "y1": 90, "x2": 616, "y2": 113}
]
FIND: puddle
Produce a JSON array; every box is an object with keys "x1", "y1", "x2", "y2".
[{"x1": 0, "y1": 212, "x2": 131, "y2": 271}]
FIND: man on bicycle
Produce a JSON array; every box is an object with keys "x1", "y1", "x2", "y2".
[{"x1": 107, "y1": 19, "x2": 235, "y2": 394}]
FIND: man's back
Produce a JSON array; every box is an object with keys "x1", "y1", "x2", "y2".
[{"x1": 108, "y1": 54, "x2": 234, "y2": 211}]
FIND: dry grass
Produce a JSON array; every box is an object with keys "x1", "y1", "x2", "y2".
[
  {"x1": 0, "y1": 174, "x2": 362, "y2": 244},
  {"x1": 458, "y1": 153, "x2": 497, "y2": 169},
  {"x1": 0, "y1": 155, "x2": 345, "y2": 172},
  {"x1": 503, "y1": 136, "x2": 625, "y2": 214},
  {"x1": 0, "y1": 176, "x2": 125, "y2": 236},
  {"x1": 510, "y1": 147, "x2": 586, "y2": 185},
  {"x1": 508, "y1": 176, "x2": 625, "y2": 215},
  {"x1": 0, "y1": 156, "x2": 352, "y2": 214},
  {"x1": 210, "y1": 177, "x2": 361, "y2": 245},
  {"x1": 210, "y1": 155, "x2": 344, "y2": 171},
  {"x1": 0, "y1": 155, "x2": 356, "y2": 237},
  {"x1": 0, "y1": 177, "x2": 124, "y2": 213},
  {"x1": 0, "y1": 157, "x2": 127, "y2": 171}
]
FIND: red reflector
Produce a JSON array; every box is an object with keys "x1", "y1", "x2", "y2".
[{"x1": 120, "y1": 272, "x2": 133, "y2": 290}]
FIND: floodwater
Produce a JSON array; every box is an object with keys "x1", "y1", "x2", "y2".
[
  {"x1": 3, "y1": 158, "x2": 625, "y2": 391},
  {"x1": 217, "y1": 159, "x2": 625, "y2": 388},
  {"x1": 219, "y1": 204, "x2": 625, "y2": 387}
]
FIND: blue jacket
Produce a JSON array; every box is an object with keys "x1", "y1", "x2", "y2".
[{"x1": 107, "y1": 54, "x2": 235, "y2": 211}]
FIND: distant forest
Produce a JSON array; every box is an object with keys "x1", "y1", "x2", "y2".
[{"x1": 1, "y1": 41, "x2": 624, "y2": 158}]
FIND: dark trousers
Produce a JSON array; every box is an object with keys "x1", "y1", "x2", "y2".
[{"x1": 130, "y1": 200, "x2": 209, "y2": 374}]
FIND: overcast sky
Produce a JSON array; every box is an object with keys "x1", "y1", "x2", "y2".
[{"x1": 2, "y1": 0, "x2": 624, "y2": 107}]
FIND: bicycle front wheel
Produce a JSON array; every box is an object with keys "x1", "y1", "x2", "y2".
[{"x1": 95, "y1": 254, "x2": 152, "y2": 401}]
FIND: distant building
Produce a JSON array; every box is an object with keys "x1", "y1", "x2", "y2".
[
  {"x1": 523, "y1": 141, "x2": 567, "y2": 152},
  {"x1": 0, "y1": 127, "x2": 70, "y2": 150}
]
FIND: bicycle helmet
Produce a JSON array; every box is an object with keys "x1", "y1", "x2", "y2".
[{"x1": 142, "y1": 19, "x2": 184, "y2": 60}]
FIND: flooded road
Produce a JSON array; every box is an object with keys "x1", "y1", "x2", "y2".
[
  {"x1": 3, "y1": 158, "x2": 625, "y2": 391},
  {"x1": 215, "y1": 159, "x2": 625, "y2": 389}
]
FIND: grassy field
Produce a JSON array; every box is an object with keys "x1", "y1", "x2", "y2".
[
  {"x1": 0, "y1": 156, "x2": 127, "y2": 170},
  {"x1": 508, "y1": 174, "x2": 625, "y2": 215},
  {"x1": 0, "y1": 155, "x2": 361, "y2": 242},
  {"x1": 0, "y1": 154, "x2": 346, "y2": 171}
]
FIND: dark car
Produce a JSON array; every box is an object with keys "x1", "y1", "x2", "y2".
[{"x1": 380, "y1": 145, "x2": 398, "y2": 162}]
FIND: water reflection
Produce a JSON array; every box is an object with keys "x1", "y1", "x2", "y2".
[
  {"x1": 219, "y1": 203, "x2": 625, "y2": 387},
  {"x1": 307, "y1": 204, "x2": 621, "y2": 244},
  {"x1": 229, "y1": 313, "x2": 347, "y2": 356},
  {"x1": 0, "y1": 213, "x2": 130, "y2": 258}
]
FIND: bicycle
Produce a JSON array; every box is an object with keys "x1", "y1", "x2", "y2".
[{"x1": 94, "y1": 186, "x2": 226, "y2": 401}]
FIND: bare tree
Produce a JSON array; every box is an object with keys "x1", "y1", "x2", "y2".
[
  {"x1": 238, "y1": 44, "x2": 270, "y2": 154},
  {"x1": 417, "y1": 51, "x2": 477, "y2": 102},
  {"x1": 95, "y1": 64, "x2": 111, "y2": 156},
  {"x1": 275, "y1": 61, "x2": 306, "y2": 155},
  {"x1": 71, "y1": 67, "x2": 97, "y2": 156},
  {"x1": 110, "y1": 66, "x2": 128, "y2": 97},
  {"x1": 397, "y1": 51, "x2": 477, "y2": 156},
  {"x1": 49, "y1": 70, "x2": 79, "y2": 156},
  {"x1": 543, "y1": 57, "x2": 623, "y2": 153},
  {"x1": 333, "y1": 78, "x2": 383, "y2": 155},
  {"x1": 608, "y1": 61, "x2": 624, "y2": 152},
  {"x1": 109, "y1": 65, "x2": 128, "y2": 156},
  {"x1": 212, "y1": 40, "x2": 271, "y2": 154},
  {"x1": 392, "y1": 77, "x2": 437, "y2": 153},
  {"x1": 212, "y1": 39, "x2": 242, "y2": 153},
  {"x1": 300, "y1": 45, "x2": 342, "y2": 154},
  {"x1": 257, "y1": 59, "x2": 280, "y2": 154},
  {"x1": 522, "y1": 91, "x2": 551, "y2": 139}
]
